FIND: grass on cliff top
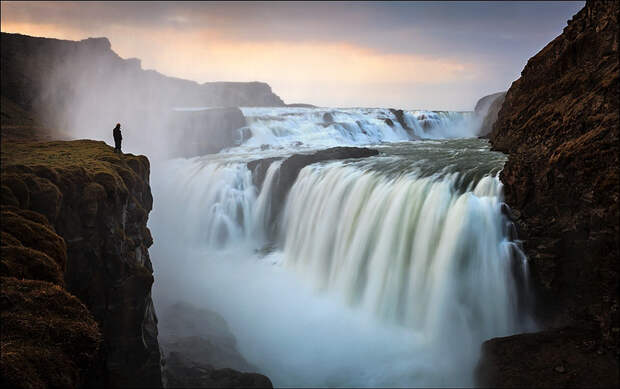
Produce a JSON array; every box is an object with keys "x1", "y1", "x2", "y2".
[{"x1": 1, "y1": 139, "x2": 146, "y2": 176}]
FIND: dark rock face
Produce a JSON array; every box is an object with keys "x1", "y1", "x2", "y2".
[
  {"x1": 388, "y1": 108, "x2": 414, "y2": 135},
  {"x1": 0, "y1": 277, "x2": 103, "y2": 389},
  {"x1": 477, "y1": 327, "x2": 619, "y2": 388},
  {"x1": 323, "y1": 112, "x2": 335, "y2": 123},
  {"x1": 159, "y1": 302, "x2": 272, "y2": 388},
  {"x1": 247, "y1": 157, "x2": 283, "y2": 191},
  {"x1": 481, "y1": 1, "x2": 619, "y2": 387},
  {"x1": 1, "y1": 205, "x2": 103, "y2": 389},
  {"x1": 164, "y1": 352, "x2": 273, "y2": 389},
  {"x1": 473, "y1": 91, "x2": 506, "y2": 137},
  {"x1": 248, "y1": 147, "x2": 379, "y2": 239},
  {"x1": 172, "y1": 107, "x2": 248, "y2": 157},
  {"x1": 1, "y1": 140, "x2": 162, "y2": 387}
]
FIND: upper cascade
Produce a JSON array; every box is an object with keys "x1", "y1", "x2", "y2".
[{"x1": 230, "y1": 107, "x2": 479, "y2": 152}]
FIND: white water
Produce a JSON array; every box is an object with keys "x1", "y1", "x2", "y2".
[
  {"x1": 149, "y1": 110, "x2": 532, "y2": 387},
  {"x1": 231, "y1": 107, "x2": 480, "y2": 152}
]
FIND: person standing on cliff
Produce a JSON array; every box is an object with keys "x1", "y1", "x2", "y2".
[{"x1": 113, "y1": 123, "x2": 122, "y2": 154}]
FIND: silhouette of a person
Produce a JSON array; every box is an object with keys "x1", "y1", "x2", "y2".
[{"x1": 113, "y1": 123, "x2": 122, "y2": 154}]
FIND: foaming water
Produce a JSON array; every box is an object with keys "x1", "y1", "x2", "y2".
[
  {"x1": 232, "y1": 107, "x2": 480, "y2": 152},
  {"x1": 283, "y1": 164, "x2": 527, "y2": 352},
  {"x1": 149, "y1": 138, "x2": 534, "y2": 387}
]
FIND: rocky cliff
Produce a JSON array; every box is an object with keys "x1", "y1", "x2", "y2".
[
  {"x1": 1, "y1": 207, "x2": 102, "y2": 388},
  {"x1": 473, "y1": 91, "x2": 506, "y2": 137},
  {"x1": 0, "y1": 32, "x2": 285, "y2": 119},
  {"x1": 480, "y1": 1, "x2": 619, "y2": 386},
  {"x1": 1, "y1": 140, "x2": 162, "y2": 387}
]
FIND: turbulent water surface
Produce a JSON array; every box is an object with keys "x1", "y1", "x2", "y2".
[{"x1": 149, "y1": 107, "x2": 534, "y2": 387}]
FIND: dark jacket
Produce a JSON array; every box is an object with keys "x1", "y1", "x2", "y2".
[{"x1": 113, "y1": 126, "x2": 122, "y2": 142}]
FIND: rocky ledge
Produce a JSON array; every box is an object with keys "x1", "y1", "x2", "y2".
[
  {"x1": 480, "y1": 1, "x2": 619, "y2": 387},
  {"x1": 1, "y1": 140, "x2": 161, "y2": 387},
  {"x1": 247, "y1": 147, "x2": 379, "y2": 240},
  {"x1": 159, "y1": 302, "x2": 272, "y2": 388}
]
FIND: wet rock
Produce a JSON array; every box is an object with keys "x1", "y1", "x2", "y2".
[
  {"x1": 159, "y1": 302, "x2": 272, "y2": 388},
  {"x1": 384, "y1": 118, "x2": 394, "y2": 127},
  {"x1": 323, "y1": 112, "x2": 335, "y2": 123},
  {"x1": 247, "y1": 157, "x2": 283, "y2": 190},
  {"x1": 247, "y1": 147, "x2": 379, "y2": 240},
  {"x1": 164, "y1": 352, "x2": 272, "y2": 389}
]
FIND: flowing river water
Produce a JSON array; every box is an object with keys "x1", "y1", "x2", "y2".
[{"x1": 148, "y1": 107, "x2": 535, "y2": 387}]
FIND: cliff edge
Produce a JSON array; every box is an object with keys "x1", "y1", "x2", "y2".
[
  {"x1": 481, "y1": 1, "x2": 619, "y2": 386},
  {"x1": 1, "y1": 140, "x2": 162, "y2": 387}
]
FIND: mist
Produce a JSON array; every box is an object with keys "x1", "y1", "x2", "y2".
[{"x1": 5, "y1": 20, "x2": 534, "y2": 388}]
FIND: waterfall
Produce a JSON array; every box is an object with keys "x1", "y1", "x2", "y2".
[
  {"x1": 232, "y1": 107, "x2": 478, "y2": 151},
  {"x1": 282, "y1": 163, "x2": 526, "y2": 348},
  {"x1": 149, "y1": 132, "x2": 533, "y2": 386}
]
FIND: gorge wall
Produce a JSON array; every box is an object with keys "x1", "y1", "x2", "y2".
[
  {"x1": 474, "y1": 91, "x2": 506, "y2": 137},
  {"x1": 1, "y1": 140, "x2": 161, "y2": 387},
  {"x1": 480, "y1": 1, "x2": 619, "y2": 386}
]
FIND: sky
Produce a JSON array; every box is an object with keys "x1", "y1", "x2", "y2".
[{"x1": 1, "y1": 1, "x2": 584, "y2": 110}]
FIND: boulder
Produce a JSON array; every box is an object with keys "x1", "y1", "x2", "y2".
[{"x1": 159, "y1": 302, "x2": 272, "y2": 388}]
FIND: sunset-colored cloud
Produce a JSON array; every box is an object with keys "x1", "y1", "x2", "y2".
[{"x1": 0, "y1": 1, "x2": 584, "y2": 109}]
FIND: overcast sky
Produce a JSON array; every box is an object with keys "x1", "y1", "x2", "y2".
[{"x1": 1, "y1": 1, "x2": 584, "y2": 110}]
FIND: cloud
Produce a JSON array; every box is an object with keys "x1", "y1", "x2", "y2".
[{"x1": 1, "y1": 1, "x2": 584, "y2": 110}]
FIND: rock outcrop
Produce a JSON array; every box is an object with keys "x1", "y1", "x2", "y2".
[
  {"x1": 159, "y1": 302, "x2": 272, "y2": 388},
  {"x1": 1, "y1": 207, "x2": 102, "y2": 389},
  {"x1": 389, "y1": 108, "x2": 417, "y2": 137},
  {"x1": 172, "y1": 107, "x2": 248, "y2": 157},
  {"x1": 1, "y1": 140, "x2": 162, "y2": 387},
  {"x1": 480, "y1": 1, "x2": 619, "y2": 387},
  {"x1": 248, "y1": 147, "x2": 379, "y2": 239},
  {"x1": 473, "y1": 91, "x2": 506, "y2": 137}
]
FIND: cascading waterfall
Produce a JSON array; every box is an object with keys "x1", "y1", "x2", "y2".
[
  {"x1": 282, "y1": 164, "x2": 525, "y2": 349},
  {"x1": 233, "y1": 107, "x2": 479, "y2": 151},
  {"x1": 149, "y1": 109, "x2": 533, "y2": 387}
]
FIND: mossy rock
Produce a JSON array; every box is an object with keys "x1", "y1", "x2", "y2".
[
  {"x1": 1, "y1": 185, "x2": 19, "y2": 207},
  {"x1": 1, "y1": 231, "x2": 22, "y2": 247},
  {"x1": 1, "y1": 207, "x2": 67, "y2": 270},
  {"x1": 0, "y1": 276, "x2": 102, "y2": 389},
  {"x1": 1, "y1": 245, "x2": 64, "y2": 285}
]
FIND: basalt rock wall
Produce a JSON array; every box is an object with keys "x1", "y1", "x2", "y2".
[{"x1": 480, "y1": 1, "x2": 619, "y2": 386}]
